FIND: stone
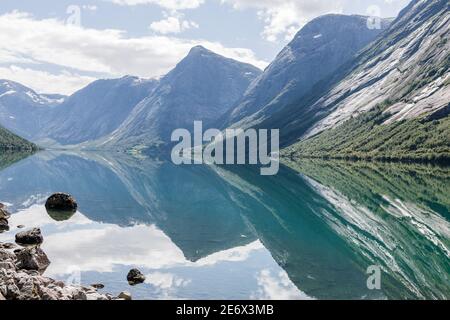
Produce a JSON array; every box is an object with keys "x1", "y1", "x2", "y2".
[
  {"x1": 62, "y1": 286, "x2": 88, "y2": 300},
  {"x1": 91, "y1": 283, "x2": 105, "y2": 289},
  {"x1": 15, "y1": 228, "x2": 44, "y2": 246},
  {"x1": 45, "y1": 193, "x2": 78, "y2": 212},
  {"x1": 86, "y1": 292, "x2": 108, "y2": 300},
  {"x1": 0, "y1": 225, "x2": 115, "y2": 300},
  {"x1": 15, "y1": 247, "x2": 50, "y2": 273},
  {"x1": 0, "y1": 261, "x2": 16, "y2": 271},
  {"x1": 0, "y1": 249, "x2": 16, "y2": 261},
  {"x1": 127, "y1": 268, "x2": 146, "y2": 285},
  {"x1": 0, "y1": 218, "x2": 9, "y2": 233},
  {"x1": 0, "y1": 243, "x2": 17, "y2": 249},
  {"x1": 17, "y1": 225, "x2": 25, "y2": 229},
  {"x1": 118, "y1": 291, "x2": 132, "y2": 300},
  {"x1": 0, "y1": 206, "x2": 10, "y2": 219}
]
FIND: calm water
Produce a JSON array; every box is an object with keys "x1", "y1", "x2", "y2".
[{"x1": 0, "y1": 152, "x2": 449, "y2": 300}]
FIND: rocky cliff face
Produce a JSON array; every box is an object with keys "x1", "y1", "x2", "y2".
[
  {"x1": 220, "y1": 14, "x2": 390, "y2": 131},
  {"x1": 283, "y1": 0, "x2": 449, "y2": 161},
  {"x1": 302, "y1": 0, "x2": 449, "y2": 139},
  {"x1": 99, "y1": 46, "x2": 262, "y2": 150}
]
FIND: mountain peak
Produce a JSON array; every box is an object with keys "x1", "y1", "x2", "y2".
[{"x1": 188, "y1": 45, "x2": 211, "y2": 56}]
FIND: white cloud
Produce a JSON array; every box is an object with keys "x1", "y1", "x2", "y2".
[
  {"x1": 106, "y1": 0, "x2": 204, "y2": 10},
  {"x1": 0, "y1": 205, "x2": 267, "y2": 277},
  {"x1": 0, "y1": 65, "x2": 96, "y2": 95},
  {"x1": 0, "y1": 11, "x2": 267, "y2": 94},
  {"x1": 251, "y1": 269, "x2": 314, "y2": 300},
  {"x1": 221, "y1": 0, "x2": 411, "y2": 42},
  {"x1": 221, "y1": 0, "x2": 344, "y2": 42},
  {"x1": 145, "y1": 272, "x2": 191, "y2": 289},
  {"x1": 149, "y1": 15, "x2": 199, "y2": 34}
]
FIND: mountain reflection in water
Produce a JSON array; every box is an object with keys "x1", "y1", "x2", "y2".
[{"x1": 0, "y1": 152, "x2": 448, "y2": 299}]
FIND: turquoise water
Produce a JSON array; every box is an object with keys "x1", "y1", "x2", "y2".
[{"x1": 0, "y1": 152, "x2": 449, "y2": 300}]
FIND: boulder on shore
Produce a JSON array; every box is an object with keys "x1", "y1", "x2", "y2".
[
  {"x1": 0, "y1": 216, "x2": 113, "y2": 301},
  {"x1": 0, "y1": 204, "x2": 10, "y2": 233},
  {"x1": 0, "y1": 243, "x2": 16, "y2": 249},
  {"x1": 45, "y1": 193, "x2": 78, "y2": 212},
  {"x1": 0, "y1": 248, "x2": 16, "y2": 262},
  {"x1": 0, "y1": 218, "x2": 9, "y2": 233},
  {"x1": 127, "y1": 268, "x2": 146, "y2": 285},
  {"x1": 0, "y1": 206, "x2": 10, "y2": 219},
  {"x1": 15, "y1": 228, "x2": 44, "y2": 246},
  {"x1": 15, "y1": 247, "x2": 51, "y2": 273}
]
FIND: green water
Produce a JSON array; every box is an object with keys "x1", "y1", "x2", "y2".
[{"x1": 0, "y1": 152, "x2": 448, "y2": 300}]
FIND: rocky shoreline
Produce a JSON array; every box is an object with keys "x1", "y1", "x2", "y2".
[{"x1": 0, "y1": 201, "x2": 132, "y2": 301}]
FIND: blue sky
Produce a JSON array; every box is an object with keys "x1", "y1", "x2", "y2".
[{"x1": 0, "y1": 0, "x2": 410, "y2": 94}]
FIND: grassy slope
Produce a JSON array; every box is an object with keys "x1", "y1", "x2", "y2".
[
  {"x1": 283, "y1": 159, "x2": 450, "y2": 299},
  {"x1": 285, "y1": 159, "x2": 450, "y2": 219},
  {"x1": 0, "y1": 152, "x2": 33, "y2": 171},
  {"x1": 0, "y1": 126, "x2": 37, "y2": 152},
  {"x1": 283, "y1": 106, "x2": 450, "y2": 164}
]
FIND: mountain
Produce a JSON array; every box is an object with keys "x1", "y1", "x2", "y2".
[
  {"x1": 285, "y1": 0, "x2": 450, "y2": 162},
  {"x1": 0, "y1": 152, "x2": 255, "y2": 261},
  {"x1": 97, "y1": 46, "x2": 262, "y2": 151},
  {"x1": 0, "y1": 80, "x2": 64, "y2": 140},
  {"x1": 283, "y1": 159, "x2": 450, "y2": 299},
  {"x1": 0, "y1": 125, "x2": 36, "y2": 151},
  {"x1": 39, "y1": 76, "x2": 158, "y2": 146},
  {"x1": 219, "y1": 14, "x2": 390, "y2": 130}
]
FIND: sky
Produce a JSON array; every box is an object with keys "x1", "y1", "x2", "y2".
[{"x1": 0, "y1": 0, "x2": 411, "y2": 95}]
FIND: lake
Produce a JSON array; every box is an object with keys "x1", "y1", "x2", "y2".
[{"x1": 0, "y1": 151, "x2": 449, "y2": 300}]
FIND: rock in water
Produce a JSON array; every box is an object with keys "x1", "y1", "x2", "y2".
[
  {"x1": 118, "y1": 291, "x2": 132, "y2": 300},
  {"x1": 15, "y1": 228, "x2": 44, "y2": 245},
  {"x1": 45, "y1": 193, "x2": 78, "y2": 212},
  {"x1": 46, "y1": 209, "x2": 76, "y2": 222},
  {"x1": 15, "y1": 247, "x2": 50, "y2": 273},
  {"x1": 127, "y1": 268, "x2": 146, "y2": 285},
  {"x1": 91, "y1": 283, "x2": 105, "y2": 289}
]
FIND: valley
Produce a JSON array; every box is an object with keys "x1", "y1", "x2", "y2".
[{"x1": 0, "y1": 1, "x2": 448, "y2": 163}]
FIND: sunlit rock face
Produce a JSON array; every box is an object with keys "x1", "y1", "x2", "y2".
[
  {"x1": 220, "y1": 14, "x2": 390, "y2": 135},
  {"x1": 298, "y1": 0, "x2": 450, "y2": 139}
]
